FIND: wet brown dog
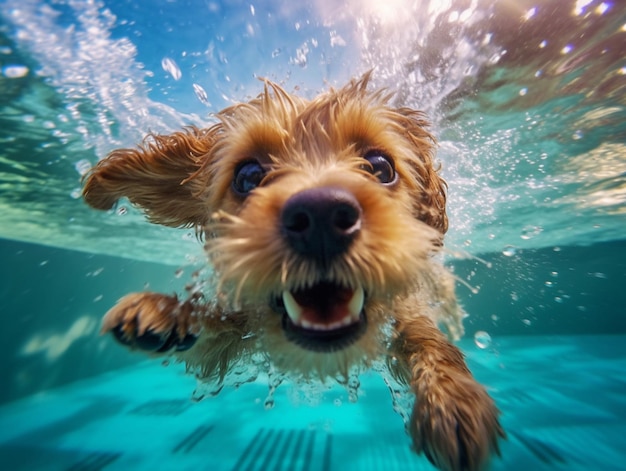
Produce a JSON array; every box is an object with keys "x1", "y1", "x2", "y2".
[{"x1": 83, "y1": 74, "x2": 503, "y2": 471}]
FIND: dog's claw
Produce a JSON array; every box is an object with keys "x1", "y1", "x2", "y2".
[
  {"x1": 131, "y1": 327, "x2": 169, "y2": 351},
  {"x1": 110, "y1": 324, "x2": 134, "y2": 347},
  {"x1": 111, "y1": 322, "x2": 193, "y2": 352}
]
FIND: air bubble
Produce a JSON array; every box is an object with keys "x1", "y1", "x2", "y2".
[
  {"x1": 524, "y1": 7, "x2": 537, "y2": 20},
  {"x1": 2, "y1": 64, "x2": 29, "y2": 78},
  {"x1": 74, "y1": 159, "x2": 92, "y2": 176},
  {"x1": 192, "y1": 381, "x2": 223, "y2": 402},
  {"x1": 474, "y1": 331, "x2": 492, "y2": 349},
  {"x1": 116, "y1": 206, "x2": 127, "y2": 215},
  {"x1": 329, "y1": 31, "x2": 346, "y2": 47},
  {"x1": 346, "y1": 374, "x2": 360, "y2": 403},
  {"x1": 263, "y1": 368, "x2": 283, "y2": 410},
  {"x1": 291, "y1": 42, "x2": 309, "y2": 67},
  {"x1": 193, "y1": 83, "x2": 210, "y2": 105},
  {"x1": 502, "y1": 246, "x2": 517, "y2": 257},
  {"x1": 161, "y1": 57, "x2": 182, "y2": 80},
  {"x1": 520, "y1": 225, "x2": 542, "y2": 240}
]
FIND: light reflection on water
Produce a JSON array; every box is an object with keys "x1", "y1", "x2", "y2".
[{"x1": 0, "y1": 0, "x2": 624, "y2": 263}]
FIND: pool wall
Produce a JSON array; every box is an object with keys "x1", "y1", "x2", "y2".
[{"x1": 2, "y1": 237, "x2": 624, "y2": 405}]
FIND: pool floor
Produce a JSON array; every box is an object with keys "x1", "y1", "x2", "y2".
[{"x1": 1, "y1": 335, "x2": 624, "y2": 470}]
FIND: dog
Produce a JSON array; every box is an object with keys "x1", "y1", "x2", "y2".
[{"x1": 82, "y1": 73, "x2": 503, "y2": 471}]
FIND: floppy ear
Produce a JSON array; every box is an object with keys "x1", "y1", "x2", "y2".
[
  {"x1": 396, "y1": 107, "x2": 449, "y2": 234},
  {"x1": 82, "y1": 126, "x2": 213, "y2": 228}
]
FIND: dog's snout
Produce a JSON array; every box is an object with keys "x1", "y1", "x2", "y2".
[{"x1": 281, "y1": 187, "x2": 362, "y2": 262}]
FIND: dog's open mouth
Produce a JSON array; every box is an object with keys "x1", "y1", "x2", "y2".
[{"x1": 275, "y1": 282, "x2": 367, "y2": 352}]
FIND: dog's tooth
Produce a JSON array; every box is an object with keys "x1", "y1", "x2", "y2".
[
  {"x1": 348, "y1": 286, "x2": 365, "y2": 318},
  {"x1": 282, "y1": 291, "x2": 302, "y2": 324},
  {"x1": 340, "y1": 316, "x2": 353, "y2": 327},
  {"x1": 327, "y1": 320, "x2": 341, "y2": 330}
]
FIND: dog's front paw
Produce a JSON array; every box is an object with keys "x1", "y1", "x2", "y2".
[
  {"x1": 101, "y1": 292, "x2": 198, "y2": 353},
  {"x1": 410, "y1": 374, "x2": 504, "y2": 471}
]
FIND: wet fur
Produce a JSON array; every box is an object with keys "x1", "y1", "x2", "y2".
[{"x1": 84, "y1": 74, "x2": 504, "y2": 471}]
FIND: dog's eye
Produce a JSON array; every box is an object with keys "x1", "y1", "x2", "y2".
[
  {"x1": 363, "y1": 151, "x2": 397, "y2": 185},
  {"x1": 232, "y1": 160, "x2": 266, "y2": 195}
]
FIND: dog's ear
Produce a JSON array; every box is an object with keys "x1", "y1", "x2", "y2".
[
  {"x1": 395, "y1": 108, "x2": 449, "y2": 234},
  {"x1": 82, "y1": 126, "x2": 213, "y2": 228}
]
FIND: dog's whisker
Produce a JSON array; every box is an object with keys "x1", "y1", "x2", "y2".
[
  {"x1": 449, "y1": 272, "x2": 479, "y2": 295},
  {"x1": 280, "y1": 259, "x2": 289, "y2": 286},
  {"x1": 231, "y1": 270, "x2": 251, "y2": 310},
  {"x1": 443, "y1": 246, "x2": 493, "y2": 269}
]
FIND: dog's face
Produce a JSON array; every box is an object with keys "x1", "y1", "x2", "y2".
[{"x1": 83, "y1": 75, "x2": 449, "y2": 376}]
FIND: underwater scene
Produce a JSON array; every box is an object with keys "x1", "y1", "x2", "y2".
[{"x1": 1, "y1": 0, "x2": 625, "y2": 470}]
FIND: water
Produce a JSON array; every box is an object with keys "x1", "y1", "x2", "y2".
[{"x1": 1, "y1": 0, "x2": 625, "y2": 470}]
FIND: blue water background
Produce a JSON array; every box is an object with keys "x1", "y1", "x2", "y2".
[{"x1": 0, "y1": 1, "x2": 625, "y2": 470}]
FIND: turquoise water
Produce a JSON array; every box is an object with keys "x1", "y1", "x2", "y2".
[{"x1": 1, "y1": 0, "x2": 625, "y2": 470}]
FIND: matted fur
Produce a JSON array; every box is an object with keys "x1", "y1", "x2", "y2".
[{"x1": 83, "y1": 73, "x2": 504, "y2": 471}]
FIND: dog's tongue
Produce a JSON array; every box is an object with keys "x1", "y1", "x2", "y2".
[{"x1": 282, "y1": 283, "x2": 364, "y2": 331}]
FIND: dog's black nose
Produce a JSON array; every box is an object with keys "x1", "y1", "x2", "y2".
[{"x1": 281, "y1": 187, "x2": 362, "y2": 263}]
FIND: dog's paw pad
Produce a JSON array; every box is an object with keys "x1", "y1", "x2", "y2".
[
  {"x1": 173, "y1": 333, "x2": 198, "y2": 351},
  {"x1": 111, "y1": 325, "x2": 169, "y2": 351},
  {"x1": 153, "y1": 331, "x2": 198, "y2": 353}
]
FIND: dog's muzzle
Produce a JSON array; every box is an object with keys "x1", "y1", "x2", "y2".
[{"x1": 274, "y1": 187, "x2": 367, "y2": 352}]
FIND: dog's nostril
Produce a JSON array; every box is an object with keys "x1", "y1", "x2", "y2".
[
  {"x1": 281, "y1": 187, "x2": 362, "y2": 262},
  {"x1": 284, "y1": 210, "x2": 312, "y2": 234},
  {"x1": 332, "y1": 205, "x2": 361, "y2": 233}
]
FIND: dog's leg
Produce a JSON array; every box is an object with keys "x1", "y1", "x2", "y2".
[
  {"x1": 100, "y1": 292, "x2": 201, "y2": 353},
  {"x1": 393, "y1": 316, "x2": 504, "y2": 471}
]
